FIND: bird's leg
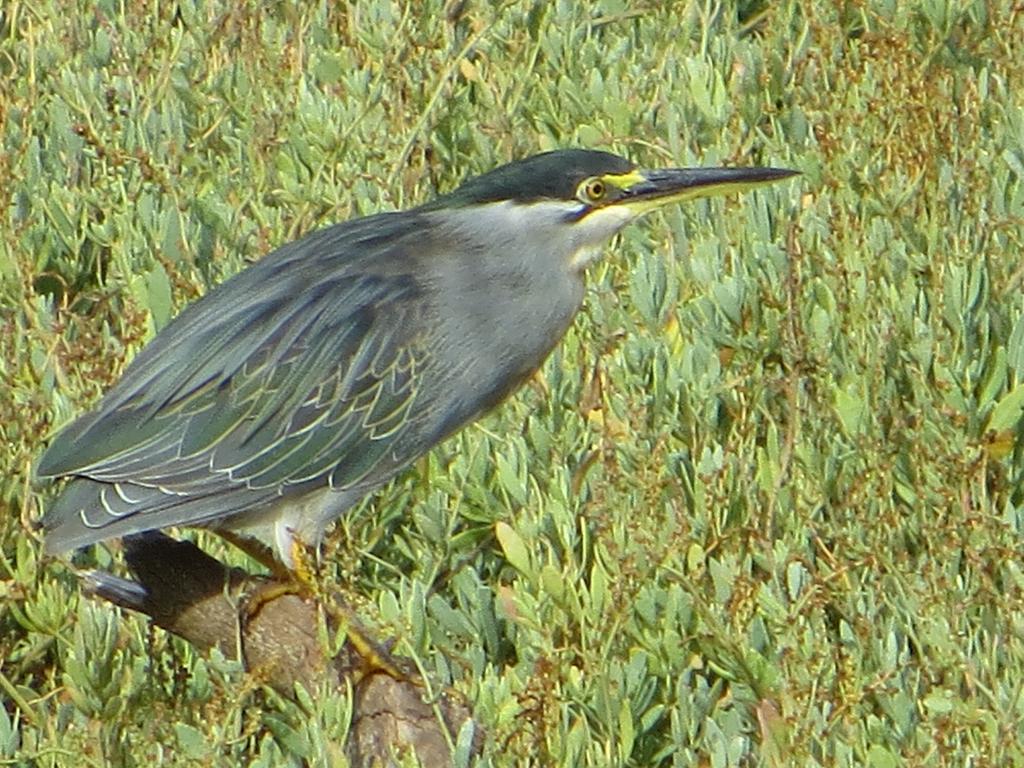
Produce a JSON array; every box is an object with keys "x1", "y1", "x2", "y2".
[
  {"x1": 288, "y1": 537, "x2": 411, "y2": 682},
  {"x1": 288, "y1": 535, "x2": 320, "y2": 593},
  {"x1": 215, "y1": 530, "x2": 293, "y2": 581},
  {"x1": 211, "y1": 534, "x2": 317, "y2": 636},
  {"x1": 217, "y1": 530, "x2": 409, "y2": 680}
]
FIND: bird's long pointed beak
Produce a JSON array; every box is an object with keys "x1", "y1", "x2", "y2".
[{"x1": 621, "y1": 166, "x2": 799, "y2": 214}]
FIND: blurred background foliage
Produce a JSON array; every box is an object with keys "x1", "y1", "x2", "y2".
[{"x1": 2, "y1": 0, "x2": 1024, "y2": 765}]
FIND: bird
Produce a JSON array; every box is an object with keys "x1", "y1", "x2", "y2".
[{"x1": 37, "y1": 149, "x2": 796, "y2": 575}]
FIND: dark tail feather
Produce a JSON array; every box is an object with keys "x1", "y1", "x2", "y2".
[{"x1": 83, "y1": 569, "x2": 150, "y2": 612}]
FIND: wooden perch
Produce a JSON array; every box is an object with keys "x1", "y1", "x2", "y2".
[{"x1": 84, "y1": 531, "x2": 477, "y2": 766}]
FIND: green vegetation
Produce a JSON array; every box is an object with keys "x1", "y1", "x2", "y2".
[{"x1": 3, "y1": 1, "x2": 1023, "y2": 765}]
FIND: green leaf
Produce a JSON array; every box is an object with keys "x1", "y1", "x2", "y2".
[
  {"x1": 262, "y1": 714, "x2": 310, "y2": 759},
  {"x1": 987, "y1": 384, "x2": 1024, "y2": 432},
  {"x1": 866, "y1": 744, "x2": 900, "y2": 768},
  {"x1": 539, "y1": 563, "x2": 565, "y2": 603},
  {"x1": 175, "y1": 723, "x2": 211, "y2": 760},
  {"x1": 146, "y1": 263, "x2": 173, "y2": 331},
  {"x1": 618, "y1": 698, "x2": 635, "y2": 762},
  {"x1": 495, "y1": 521, "x2": 533, "y2": 580},
  {"x1": 834, "y1": 380, "x2": 867, "y2": 436},
  {"x1": 923, "y1": 691, "x2": 954, "y2": 714}
]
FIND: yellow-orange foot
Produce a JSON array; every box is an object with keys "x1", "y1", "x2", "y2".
[
  {"x1": 220, "y1": 531, "x2": 410, "y2": 681},
  {"x1": 242, "y1": 579, "x2": 307, "y2": 621},
  {"x1": 282, "y1": 537, "x2": 411, "y2": 681}
]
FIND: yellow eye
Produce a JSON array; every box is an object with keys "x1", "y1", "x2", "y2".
[{"x1": 579, "y1": 178, "x2": 607, "y2": 204}]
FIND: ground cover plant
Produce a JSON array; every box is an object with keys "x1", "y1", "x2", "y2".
[{"x1": 2, "y1": 1, "x2": 1024, "y2": 765}]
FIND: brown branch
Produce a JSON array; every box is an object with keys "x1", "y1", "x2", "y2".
[{"x1": 84, "y1": 531, "x2": 478, "y2": 767}]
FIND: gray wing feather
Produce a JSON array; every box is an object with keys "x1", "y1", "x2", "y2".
[{"x1": 39, "y1": 212, "x2": 436, "y2": 550}]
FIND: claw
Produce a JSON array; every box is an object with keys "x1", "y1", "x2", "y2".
[
  {"x1": 234, "y1": 533, "x2": 409, "y2": 681},
  {"x1": 243, "y1": 579, "x2": 306, "y2": 623}
]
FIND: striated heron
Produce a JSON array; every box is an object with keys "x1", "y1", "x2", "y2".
[{"x1": 37, "y1": 149, "x2": 796, "y2": 575}]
